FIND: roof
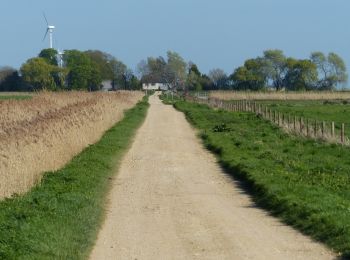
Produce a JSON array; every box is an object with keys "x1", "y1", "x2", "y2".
[{"x1": 141, "y1": 74, "x2": 167, "y2": 84}]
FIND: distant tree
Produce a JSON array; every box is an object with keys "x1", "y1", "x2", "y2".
[
  {"x1": 208, "y1": 68, "x2": 228, "y2": 90},
  {"x1": 166, "y1": 51, "x2": 187, "y2": 90},
  {"x1": 85, "y1": 50, "x2": 113, "y2": 80},
  {"x1": 188, "y1": 62, "x2": 201, "y2": 77},
  {"x1": 0, "y1": 67, "x2": 16, "y2": 84},
  {"x1": 311, "y1": 52, "x2": 348, "y2": 89},
  {"x1": 20, "y1": 58, "x2": 57, "y2": 90},
  {"x1": 186, "y1": 63, "x2": 203, "y2": 91},
  {"x1": 231, "y1": 58, "x2": 267, "y2": 90},
  {"x1": 284, "y1": 58, "x2": 318, "y2": 90},
  {"x1": 110, "y1": 59, "x2": 127, "y2": 89},
  {"x1": 139, "y1": 51, "x2": 187, "y2": 91},
  {"x1": 136, "y1": 59, "x2": 150, "y2": 79},
  {"x1": 0, "y1": 67, "x2": 27, "y2": 91},
  {"x1": 39, "y1": 48, "x2": 58, "y2": 66},
  {"x1": 263, "y1": 49, "x2": 287, "y2": 90},
  {"x1": 64, "y1": 50, "x2": 102, "y2": 91},
  {"x1": 129, "y1": 75, "x2": 141, "y2": 90}
]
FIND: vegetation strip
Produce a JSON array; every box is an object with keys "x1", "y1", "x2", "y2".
[
  {"x1": 0, "y1": 97, "x2": 149, "y2": 259},
  {"x1": 173, "y1": 99, "x2": 350, "y2": 258},
  {"x1": 0, "y1": 95, "x2": 32, "y2": 100}
]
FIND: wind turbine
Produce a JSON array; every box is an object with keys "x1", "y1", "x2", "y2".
[
  {"x1": 57, "y1": 49, "x2": 65, "y2": 67},
  {"x1": 42, "y1": 13, "x2": 55, "y2": 49}
]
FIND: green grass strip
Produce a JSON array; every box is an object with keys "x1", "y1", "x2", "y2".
[
  {"x1": 0, "y1": 96, "x2": 149, "y2": 259},
  {"x1": 0, "y1": 95, "x2": 32, "y2": 100},
  {"x1": 174, "y1": 100, "x2": 350, "y2": 258}
]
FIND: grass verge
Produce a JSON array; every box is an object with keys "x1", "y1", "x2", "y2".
[
  {"x1": 174, "y1": 100, "x2": 350, "y2": 258},
  {"x1": 0, "y1": 96, "x2": 149, "y2": 259},
  {"x1": 159, "y1": 92, "x2": 183, "y2": 105},
  {"x1": 0, "y1": 95, "x2": 32, "y2": 100}
]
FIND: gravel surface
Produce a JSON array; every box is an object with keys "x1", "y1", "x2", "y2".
[{"x1": 90, "y1": 94, "x2": 336, "y2": 260}]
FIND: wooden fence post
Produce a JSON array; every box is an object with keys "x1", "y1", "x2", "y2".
[
  {"x1": 322, "y1": 121, "x2": 325, "y2": 139},
  {"x1": 294, "y1": 116, "x2": 296, "y2": 131},
  {"x1": 306, "y1": 119, "x2": 310, "y2": 137},
  {"x1": 288, "y1": 115, "x2": 291, "y2": 128},
  {"x1": 331, "y1": 122, "x2": 335, "y2": 137},
  {"x1": 314, "y1": 120, "x2": 317, "y2": 138}
]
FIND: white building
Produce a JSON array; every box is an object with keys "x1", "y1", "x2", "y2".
[
  {"x1": 142, "y1": 82, "x2": 169, "y2": 91},
  {"x1": 141, "y1": 75, "x2": 171, "y2": 91}
]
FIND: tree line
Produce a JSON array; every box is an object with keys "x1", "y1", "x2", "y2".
[
  {"x1": 0, "y1": 48, "x2": 347, "y2": 92},
  {"x1": 136, "y1": 49, "x2": 348, "y2": 92},
  {"x1": 230, "y1": 50, "x2": 348, "y2": 91},
  {"x1": 0, "y1": 49, "x2": 141, "y2": 91}
]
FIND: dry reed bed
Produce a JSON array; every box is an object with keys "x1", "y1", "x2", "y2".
[
  {"x1": 0, "y1": 91, "x2": 143, "y2": 199},
  {"x1": 210, "y1": 91, "x2": 350, "y2": 100}
]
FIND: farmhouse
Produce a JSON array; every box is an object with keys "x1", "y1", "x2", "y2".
[{"x1": 141, "y1": 75, "x2": 170, "y2": 91}]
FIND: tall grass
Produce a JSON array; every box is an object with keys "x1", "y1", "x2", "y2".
[
  {"x1": 0, "y1": 97, "x2": 149, "y2": 259},
  {"x1": 210, "y1": 91, "x2": 350, "y2": 101},
  {"x1": 0, "y1": 91, "x2": 143, "y2": 199}
]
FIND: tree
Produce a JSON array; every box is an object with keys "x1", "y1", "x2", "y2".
[
  {"x1": 64, "y1": 50, "x2": 102, "y2": 91},
  {"x1": 208, "y1": 68, "x2": 228, "y2": 90},
  {"x1": 0, "y1": 67, "x2": 26, "y2": 91},
  {"x1": 85, "y1": 50, "x2": 113, "y2": 80},
  {"x1": 20, "y1": 58, "x2": 57, "y2": 90},
  {"x1": 136, "y1": 59, "x2": 150, "y2": 79},
  {"x1": 39, "y1": 48, "x2": 58, "y2": 66},
  {"x1": 129, "y1": 75, "x2": 141, "y2": 90},
  {"x1": 310, "y1": 52, "x2": 348, "y2": 89},
  {"x1": 139, "y1": 51, "x2": 187, "y2": 91},
  {"x1": 0, "y1": 67, "x2": 16, "y2": 84},
  {"x1": 109, "y1": 58, "x2": 127, "y2": 89},
  {"x1": 230, "y1": 58, "x2": 267, "y2": 90},
  {"x1": 166, "y1": 51, "x2": 187, "y2": 90},
  {"x1": 186, "y1": 63, "x2": 203, "y2": 91},
  {"x1": 284, "y1": 58, "x2": 318, "y2": 90},
  {"x1": 263, "y1": 49, "x2": 287, "y2": 90}
]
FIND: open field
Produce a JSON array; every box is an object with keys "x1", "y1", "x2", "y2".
[
  {"x1": 0, "y1": 97, "x2": 149, "y2": 259},
  {"x1": 173, "y1": 100, "x2": 350, "y2": 257},
  {"x1": 0, "y1": 91, "x2": 143, "y2": 199},
  {"x1": 258, "y1": 100, "x2": 350, "y2": 143},
  {"x1": 258, "y1": 100, "x2": 350, "y2": 125},
  {"x1": 210, "y1": 91, "x2": 350, "y2": 101}
]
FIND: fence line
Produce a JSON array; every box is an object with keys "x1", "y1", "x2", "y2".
[{"x1": 186, "y1": 95, "x2": 348, "y2": 145}]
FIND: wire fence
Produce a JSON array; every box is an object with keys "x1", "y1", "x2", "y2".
[{"x1": 186, "y1": 95, "x2": 349, "y2": 145}]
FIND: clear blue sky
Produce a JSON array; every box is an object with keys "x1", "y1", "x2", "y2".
[{"x1": 1, "y1": 0, "x2": 349, "y2": 75}]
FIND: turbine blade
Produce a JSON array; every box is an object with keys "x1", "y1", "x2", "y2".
[
  {"x1": 43, "y1": 12, "x2": 48, "y2": 26},
  {"x1": 42, "y1": 28, "x2": 49, "y2": 41}
]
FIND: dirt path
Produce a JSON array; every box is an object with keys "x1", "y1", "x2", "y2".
[{"x1": 90, "y1": 95, "x2": 336, "y2": 260}]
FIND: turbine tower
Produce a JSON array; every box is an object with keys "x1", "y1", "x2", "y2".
[
  {"x1": 42, "y1": 13, "x2": 55, "y2": 49},
  {"x1": 57, "y1": 49, "x2": 65, "y2": 67}
]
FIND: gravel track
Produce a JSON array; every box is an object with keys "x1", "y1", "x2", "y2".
[{"x1": 90, "y1": 94, "x2": 336, "y2": 260}]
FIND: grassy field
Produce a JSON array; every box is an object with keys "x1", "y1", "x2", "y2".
[
  {"x1": 173, "y1": 100, "x2": 350, "y2": 257},
  {"x1": 258, "y1": 100, "x2": 350, "y2": 125},
  {"x1": 0, "y1": 97, "x2": 149, "y2": 259},
  {"x1": 0, "y1": 91, "x2": 143, "y2": 199},
  {"x1": 210, "y1": 90, "x2": 350, "y2": 101}
]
